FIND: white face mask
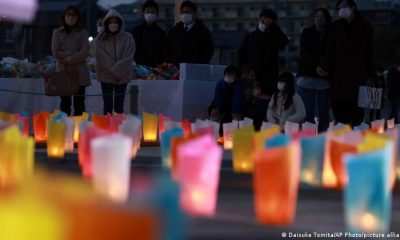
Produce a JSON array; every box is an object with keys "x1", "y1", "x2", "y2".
[
  {"x1": 258, "y1": 22, "x2": 268, "y2": 32},
  {"x1": 97, "y1": 26, "x2": 104, "y2": 34},
  {"x1": 65, "y1": 16, "x2": 77, "y2": 27},
  {"x1": 144, "y1": 13, "x2": 157, "y2": 23},
  {"x1": 338, "y1": 7, "x2": 352, "y2": 19},
  {"x1": 109, "y1": 23, "x2": 120, "y2": 33},
  {"x1": 277, "y1": 82, "x2": 286, "y2": 91},
  {"x1": 180, "y1": 13, "x2": 193, "y2": 25},
  {"x1": 224, "y1": 75, "x2": 235, "y2": 83}
]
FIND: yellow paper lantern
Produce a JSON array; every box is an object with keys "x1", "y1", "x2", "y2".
[
  {"x1": 253, "y1": 125, "x2": 281, "y2": 153},
  {"x1": 0, "y1": 111, "x2": 15, "y2": 122},
  {"x1": 47, "y1": 121, "x2": 66, "y2": 158},
  {"x1": 232, "y1": 126, "x2": 255, "y2": 173},
  {"x1": 143, "y1": 112, "x2": 158, "y2": 142}
]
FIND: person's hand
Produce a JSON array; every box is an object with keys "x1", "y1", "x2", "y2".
[
  {"x1": 211, "y1": 108, "x2": 219, "y2": 119},
  {"x1": 316, "y1": 67, "x2": 328, "y2": 77},
  {"x1": 232, "y1": 114, "x2": 242, "y2": 121},
  {"x1": 60, "y1": 57, "x2": 72, "y2": 65}
]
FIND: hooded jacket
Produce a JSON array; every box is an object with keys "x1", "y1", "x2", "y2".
[
  {"x1": 95, "y1": 9, "x2": 135, "y2": 85},
  {"x1": 52, "y1": 26, "x2": 91, "y2": 86}
]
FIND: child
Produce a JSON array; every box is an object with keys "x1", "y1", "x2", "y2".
[
  {"x1": 240, "y1": 64, "x2": 257, "y2": 106},
  {"x1": 209, "y1": 65, "x2": 244, "y2": 134},
  {"x1": 267, "y1": 72, "x2": 306, "y2": 128},
  {"x1": 244, "y1": 83, "x2": 269, "y2": 131}
]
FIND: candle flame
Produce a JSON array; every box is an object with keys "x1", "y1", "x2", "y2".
[
  {"x1": 360, "y1": 213, "x2": 379, "y2": 231},
  {"x1": 191, "y1": 190, "x2": 204, "y2": 204}
]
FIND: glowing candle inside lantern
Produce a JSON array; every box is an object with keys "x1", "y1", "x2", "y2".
[
  {"x1": 47, "y1": 121, "x2": 66, "y2": 158},
  {"x1": 232, "y1": 126, "x2": 255, "y2": 173},
  {"x1": 371, "y1": 119, "x2": 385, "y2": 134},
  {"x1": 223, "y1": 122, "x2": 235, "y2": 150},
  {"x1": 73, "y1": 116, "x2": 83, "y2": 143},
  {"x1": 143, "y1": 112, "x2": 158, "y2": 142},
  {"x1": 300, "y1": 135, "x2": 325, "y2": 187},
  {"x1": 91, "y1": 134, "x2": 132, "y2": 202},
  {"x1": 33, "y1": 112, "x2": 50, "y2": 143}
]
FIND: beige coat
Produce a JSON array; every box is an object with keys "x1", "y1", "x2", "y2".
[
  {"x1": 267, "y1": 93, "x2": 306, "y2": 128},
  {"x1": 51, "y1": 27, "x2": 91, "y2": 86},
  {"x1": 95, "y1": 9, "x2": 135, "y2": 85}
]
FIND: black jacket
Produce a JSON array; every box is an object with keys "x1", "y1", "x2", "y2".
[
  {"x1": 237, "y1": 24, "x2": 289, "y2": 96},
  {"x1": 166, "y1": 20, "x2": 214, "y2": 65},
  {"x1": 297, "y1": 27, "x2": 328, "y2": 79},
  {"x1": 388, "y1": 67, "x2": 400, "y2": 100},
  {"x1": 130, "y1": 22, "x2": 167, "y2": 67}
]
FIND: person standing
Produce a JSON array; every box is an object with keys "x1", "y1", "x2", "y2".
[
  {"x1": 51, "y1": 5, "x2": 90, "y2": 116},
  {"x1": 297, "y1": 8, "x2": 332, "y2": 132},
  {"x1": 95, "y1": 9, "x2": 135, "y2": 115},
  {"x1": 165, "y1": 0, "x2": 214, "y2": 65},
  {"x1": 388, "y1": 63, "x2": 400, "y2": 123},
  {"x1": 130, "y1": 0, "x2": 167, "y2": 67},
  {"x1": 237, "y1": 8, "x2": 289, "y2": 99},
  {"x1": 318, "y1": 0, "x2": 375, "y2": 126}
]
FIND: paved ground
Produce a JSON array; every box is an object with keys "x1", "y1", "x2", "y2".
[{"x1": 34, "y1": 147, "x2": 400, "y2": 240}]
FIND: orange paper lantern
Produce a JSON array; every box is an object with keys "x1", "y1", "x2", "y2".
[
  {"x1": 330, "y1": 140, "x2": 357, "y2": 189},
  {"x1": 33, "y1": 112, "x2": 50, "y2": 143},
  {"x1": 92, "y1": 114, "x2": 111, "y2": 131}
]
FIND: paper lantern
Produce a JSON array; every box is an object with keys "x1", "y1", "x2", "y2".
[
  {"x1": 387, "y1": 119, "x2": 395, "y2": 129},
  {"x1": 92, "y1": 114, "x2": 111, "y2": 131},
  {"x1": 291, "y1": 129, "x2": 316, "y2": 141},
  {"x1": 285, "y1": 121, "x2": 300, "y2": 135},
  {"x1": 78, "y1": 125, "x2": 110, "y2": 179},
  {"x1": 110, "y1": 114, "x2": 126, "y2": 132},
  {"x1": 300, "y1": 135, "x2": 325, "y2": 187},
  {"x1": 177, "y1": 134, "x2": 222, "y2": 216},
  {"x1": 253, "y1": 126, "x2": 281, "y2": 153},
  {"x1": 301, "y1": 122, "x2": 317, "y2": 135},
  {"x1": 223, "y1": 122, "x2": 235, "y2": 149},
  {"x1": 15, "y1": 114, "x2": 30, "y2": 137},
  {"x1": 164, "y1": 120, "x2": 182, "y2": 132},
  {"x1": 261, "y1": 122, "x2": 280, "y2": 131},
  {"x1": 91, "y1": 134, "x2": 132, "y2": 202},
  {"x1": 371, "y1": 119, "x2": 385, "y2": 134},
  {"x1": 73, "y1": 116, "x2": 83, "y2": 143},
  {"x1": 253, "y1": 140, "x2": 301, "y2": 225},
  {"x1": 182, "y1": 119, "x2": 192, "y2": 137},
  {"x1": 143, "y1": 112, "x2": 158, "y2": 142},
  {"x1": 119, "y1": 117, "x2": 142, "y2": 159},
  {"x1": 33, "y1": 112, "x2": 50, "y2": 143},
  {"x1": 47, "y1": 120, "x2": 66, "y2": 158},
  {"x1": 62, "y1": 117, "x2": 74, "y2": 152},
  {"x1": 330, "y1": 140, "x2": 358, "y2": 189},
  {"x1": 232, "y1": 126, "x2": 255, "y2": 173},
  {"x1": 344, "y1": 142, "x2": 392, "y2": 233},
  {"x1": 354, "y1": 123, "x2": 370, "y2": 131},
  {"x1": 161, "y1": 127, "x2": 184, "y2": 168},
  {"x1": 238, "y1": 117, "x2": 253, "y2": 129},
  {"x1": 158, "y1": 114, "x2": 173, "y2": 139},
  {"x1": 192, "y1": 119, "x2": 219, "y2": 141},
  {"x1": 265, "y1": 134, "x2": 291, "y2": 148},
  {"x1": 0, "y1": 111, "x2": 15, "y2": 122}
]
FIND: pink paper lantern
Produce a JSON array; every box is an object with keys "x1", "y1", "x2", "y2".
[{"x1": 177, "y1": 134, "x2": 223, "y2": 216}]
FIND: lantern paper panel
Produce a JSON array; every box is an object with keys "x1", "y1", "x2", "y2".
[
  {"x1": 73, "y1": 116, "x2": 84, "y2": 143},
  {"x1": 33, "y1": 112, "x2": 50, "y2": 143},
  {"x1": 238, "y1": 118, "x2": 253, "y2": 129},
  {"x1": 232, "y1": 126, "x2": 255, "y2": 173},
  {"x1": 253, "y1": 141, "x2": 301, "y2": 225},
  {"x1": 344, "y1": 143, "x2": 392, "y2": 234},
  {"x1": 265, "y1": 134, "x2": 291, "y2": 148},
  {"x1": 177, "y1": 134, "x2": 223, "y2": 216},
  {"x1": 354, "y1": 123, "x2": 370, "y2": 131},
  {"x1": 285, "y1": 121, "x2": 300, "y2": 136},
  {"x1": 182, "y1": 119, "x2": 192, "y2": 137},
  {"x1": 301, "y1": 122, "x2": 317, "y2": 135},
  {"x1": 387, "y1": 119, "x2": 395, "y2": 129},
  {"x1": 47, "y1": 121, "x2": 66, "y2": 159},
  {"x1": 62, "y1": 117, "x2": 74, "y2": 152},
  {"x1": 300, "y1": 135, "x2": 325, "y2": 187},
  {"x1": 15, "y1": 114, "x2": 30, "y2": 137},
  {"x1": 158, "y1": 114, "x2": 173, "y2": 139},
  {"x1": 143, "y1": 112, "x2": 158, "y2": 142},
  {"x1": 0, "y1": 111, "x2": 15, "y2": 122},
  {"x1": 92, "y1": 114, "x2": 111, "y2": 131},
  {"x1": 261, "y1": 122, "x2": 280, "y2": 131},
  {"x1": 371, "y1": 119, "x2": 385, "y2": 134},
  {"x1": 110, "y1": 114, "x2": 126, "y2": 132},
  {"x1": 161, "y1": 127, "x2": 184, "y2": 168},
  {"x1": 164, "y1": 120, "x2": 182, "y2": 133},
  {"x1": 223, "y1": 122, "x2": 236, "y2": 150},
  {"x1": 91, "y1": 134, "x2": 132, "y2": 202},
  {"x1": 119, "y1": 117, "x2": 142, "y2": 159}
]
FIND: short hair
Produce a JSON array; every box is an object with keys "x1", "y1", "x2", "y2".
[
  {"x1": 142, "y1": 0, "x2": 159, "y2": 13},
  {"x1": 336, "y1": 0, "x2": 358, "y2": 11},
  {"x1": 224, "y1": 65, "x2": 241, "y2": 78},
  {"x1": 180, "y1": 0, "x2": 197, "y2": 13},
  {"x1": 60, "y1": 5, "x2": 81, "y2": 28}
]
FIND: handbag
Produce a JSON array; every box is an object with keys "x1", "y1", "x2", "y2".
[
  {"x1": 357, "y1": 80, "x2": 383, "y2": 110},
  {"x1": 44, "y1": 67, "x2": 79, "y2": 96}
]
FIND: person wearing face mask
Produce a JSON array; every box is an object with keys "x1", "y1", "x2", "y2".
[
  {"x1": 387, "y1": 61, "x2": 400, "y2": 123},
  {"x1": 209, "y1": 65, "x2": 244, "y2": 134},
  {"x1": 165, "y1": 0, "x2": 214, "y2": 65},
  {"x1": 95, "y1": 9, "x2": 135, "y2": 115},
  {"x1": 237, "y1": 8, "x2": 289, "y2": 101},
  {"x1": 130, "y1": 0, "x2": 167, "y2": 67},
  {"x1": 267, "y1": 72, "x2": 306, "y2": 128},
  {"x1": 51, "y1": 5, "x2": 90, "y2": 116},
  {"x1": 297, "y1": 8, "x2": 332, "y2": 132},
  {"x1": 317, "y1": 0, "x2": 375, "y2": 127}
]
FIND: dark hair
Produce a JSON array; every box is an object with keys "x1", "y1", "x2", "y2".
[
  {"x1": 143, "y1": 0, "x2": 159, "y2": 13},
  {"x1": 259, "y1": 8, "x2": 277, "y2": 22},
  {"x1": 240, "y1": 64, "x2": 256, "y2": 75},
  {"x1": 272, "y1": 72, "x2": 296, "y2": 110},
  {"x1": 180, "y1": 0, "x2": 197, "y2": 13},
  {"x1": 313, "y1": 8, "x2": 332, "y2": 32},
  {"x1": 104, "y1": 17, "x2": 122, "y2": 34},
  {"x1": 60, "y1": 5, "x2": 81, "y2": 30},
  {"x1": 224, "y1": 65, "x2": 241, "y2": 80},
  {"x1": 336, "y1": 0, "x2": 358, "y2": 11}
]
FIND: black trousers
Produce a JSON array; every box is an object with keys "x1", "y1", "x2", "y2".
[
  {"x1": 101, "y1": 82, "x2": 127, "y2": 115},
  {"x1": 331, "y1": 102, "x2": 364, "y2": 127},
  {"x1": 60, "y1": 86, "x2": 86, "y2": 116}
]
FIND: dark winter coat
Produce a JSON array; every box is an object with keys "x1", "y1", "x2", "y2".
[
  {"x1": 237, "y1": 23, "x2": 289, "y2": 96},
  {"x1": 213, "y1": 80, "x2": 244, "y2": 115},
  {"x1": 388, "y1": 67, "x2": 400, "y2": 100},
  {"x1": 166, "y1": 20, "x2": 214, "y2": 65},
  {"x1": 130, "y1": 22, "x2": 167, "y2": 67}
]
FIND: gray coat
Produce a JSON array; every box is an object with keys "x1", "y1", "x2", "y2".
[
  {"x1": 51, "y1": 27, "x2": 91, "y2": 86},
  {"x1": 95, "y1": 9, "x2": 135, "y2": 85}
]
